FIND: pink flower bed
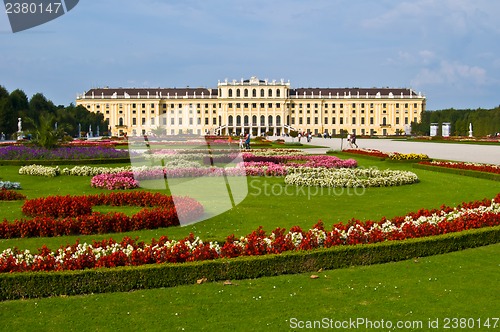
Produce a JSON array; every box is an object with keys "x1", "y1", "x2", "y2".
[
  {"x1": 2, "y1": 193, "x2": 498, "y2": 273},
  {"x1": 91, "y1": 172, "x2": 139, "y2": 189}
]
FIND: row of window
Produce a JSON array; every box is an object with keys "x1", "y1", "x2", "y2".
[
  {"x1": 290, "y1": 116, "x2": 417, "y2": 126},
  {"x1": 226, "y1": 88, "x2": 285, "y2": 98},
  {"x1": 92, "y1": 101, "x2": 421, "y2": 111}
]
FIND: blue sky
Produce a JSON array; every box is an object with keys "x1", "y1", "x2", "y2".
[{"x1": 1, "y1": 0, "x2": 499, "y2": 110}]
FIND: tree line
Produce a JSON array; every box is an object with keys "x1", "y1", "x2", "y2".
[
  {"x1": 0, "y1": 85, "x2": 108, "y2": 140},
  {"x1": 411, "y1": 106, "x2": 500, "y2": 137}
]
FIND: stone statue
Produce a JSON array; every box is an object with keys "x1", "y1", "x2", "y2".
[{"x1": 18, "y1": 118, "x2": 22, "y2": 132}]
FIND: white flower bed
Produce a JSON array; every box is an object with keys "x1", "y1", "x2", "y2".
[
  {"x1": 18, "y1": 165, "x2": 60, "y2": 177},
  {"x1": 284, "y1": 167, "x2": 419, "y2": 188},
  {"x1": 0, "y1": 181, "x2": 22, "y2": 189}
]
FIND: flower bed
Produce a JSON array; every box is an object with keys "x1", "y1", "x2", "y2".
[
  {"x1": 0, "y1": 181, "x2": 21, "y2": 190},
  {"x1": 343, "y1": 149, "x2": 389, "y2": 158},
  {"x1": 419, "y1": 161, "x2": 500, "y2": 175},
  {"x1": 388, "y1": 152, "x2": 429, "y2": 161},
  {"x1": 90, "y1": 172, "x2": 139, "y2": 190},
  {"x1": 0, "y1": 192, "x2": 204, "y2": 239},
  {"x1": 342, "y1": 149, "x2": 429, "y2": 161},
  {"x1": 1, "y1": 193, "x2": 498, "y2": 273},
  {"x1": 0, "y1": 188, "x2": 26, "y2": 201},
  {"x1": 284, "y1": 168, "x2": 419, "y2": 188},
  {"x1": 0, "y1": 146, "x2": 129, "y2": 160},
  {"x1": 19, "y1": 165, "x2": 60, "y2": 177}
]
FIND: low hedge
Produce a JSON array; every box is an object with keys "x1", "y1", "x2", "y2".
[
  {"x1": 1, "y1": 226, "x2": 498, "y2": 301},
  {"x1": 413, "y1": 163, "x2": 500, "y2": 181}
]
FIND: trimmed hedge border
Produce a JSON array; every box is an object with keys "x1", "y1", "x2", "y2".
[
  {"x1": 413, "y1": 163, "x2": 500, "y2": 182},
  {"x1": 1, "y1": 225, "x2": 498, "y2": 301}
]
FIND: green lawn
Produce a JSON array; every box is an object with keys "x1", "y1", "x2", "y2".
[
  {"x1": 0, "y1": 244, "x2": 498, "y2": 331},
  {"x1": 0, "y1": 155, "x2": 499, "y2": 331}
]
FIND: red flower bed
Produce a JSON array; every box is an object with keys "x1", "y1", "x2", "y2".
[
  {"x1": 343, "y1": 149, "x2": 389, "y2": 158},
  {"x1": 1, "y1": 192, "x2": 203, "y2": 239},
  {"x1": 419, "y1": 161, "x2": 500, "y2": 174},
  {"x1": 0, "y1": 188, "x2": 26, "y2": 201},
  {"x1": 1, "y1": 193, "x2": 499, "y2": 273}
]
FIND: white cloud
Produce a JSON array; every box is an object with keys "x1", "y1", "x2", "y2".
[{"x1": 412, "y1": 60, "x2": 487, "y2": 86}]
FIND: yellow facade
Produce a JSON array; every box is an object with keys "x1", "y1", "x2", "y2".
[{"x1": 76, "y1": 77, "x2": 425, "y2": 137}]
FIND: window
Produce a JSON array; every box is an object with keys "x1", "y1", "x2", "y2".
[
  {"x1": 340, "y1": 117, "x2": 343, "y2": 125},
  {"x1": 361, "y1": 118, "x2": 365, "y2": 125},
  {"x1": 142, "y1": 118, "x2": 146, "y2": 125},
  {"x1": 212, "y1": 118, "x2": 217, "y2": 125},
  {"x1": 332, "y1": 117, "x2": 336, "y2": 124},
  {"x1": 324, "y1": 117, "x2": 328, "y2": 124},
  {"x1": 276, "y1": 89, "x2": 281, "y2": 97},
  {"x1": 370, "y1": 117, "x2": 374, "y2": 125},
  {"x1": 228, "y1": 89, "x2": 233, "y2": 97},
  {"x1": 260, "y1": 115, "x2": 265, "y2": 126},
  {"x1": 236, "y1": 89, "x2": 240, "y2": 97},
  {"x1": 291, "y1": 118, "x2": 295, "y2": 125},
  {"x1": 314, "y1": 117, "x2": 318, "y2": 124},
  {"x1": 205, "y1": 118, "x2": 209, "y2": 125},
  {"x1": 268, "y1": 115, "x2": 273, "y2": 126},
  {"x1": 306, "y1": 117, "x2": 310, "y2": 125},
  {"x1": 299, "y1": 118, "x2": 303, "y2": 125},
  {"x1": 178, "y1": 118, "x2": 182, "y2": 125},
  {"x1": 268, "y1": 89, "x2": 273, "y2": 97},
  {"x1": 132, "y1": 118, "x2": 137, "y2": 126},
  {"x1": 236, "y1": 115, "x2": 241, "y2": 126},
  {"x1": 276, "y1": 115, "x2": 281, "y2": 126},
  {"x1": 396, "y1": 118, "x2": 400, "y2": 125},
  {"x1": 252, "y1": 89, "x2": 257, "y2": 97},
  {"x1": 244, "y1": 89, "x2": 248, "y2": 97},
  {"x1": 260, "y1": 89, "x2": 265, "y2": 97},
  {"x1": 244, "y1": 103, "x2": 249, "y2": 108},
  {"x1": 405, "y1": 117, "x2": 408, "y2": 125},
  {"x1": 189, "y1": 118, "x2": 193, "y2": 125},
  {"x1": 352, "y1": 117, "x2": 356, "y2": 125}
]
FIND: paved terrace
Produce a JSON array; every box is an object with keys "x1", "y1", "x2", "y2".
[{"x1": 273, "y1": 136, "x2": 500, "y2": 165}]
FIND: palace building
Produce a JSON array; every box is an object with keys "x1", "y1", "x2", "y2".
[{"x1": 76, "y1": 76, "x2": 426, "y2": 137}]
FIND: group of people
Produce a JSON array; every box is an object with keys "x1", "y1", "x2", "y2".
[
  {"x1": 297, "y1": 131, "x2": 313, "y2": 142},
  {"x1": 347, "y1": 132, "x2": 358, "y2": 148},
  {"x1": 230, "y1": 133, "x2": 251, "y2": 150}
]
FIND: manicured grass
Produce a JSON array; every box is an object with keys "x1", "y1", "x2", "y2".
[{"x1": 0, "y1": 243, "x2": 498, "y2": 331}]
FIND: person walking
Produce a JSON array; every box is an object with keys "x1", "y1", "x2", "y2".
[
  {"x1": 351, "y1": 133, "x2": 358, "y2": 148},
  {"x1": 244, "y1": 132, "x2": 251, "y2": 150}
]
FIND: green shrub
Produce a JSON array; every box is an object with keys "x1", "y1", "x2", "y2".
[{"x1": 1, "y1": 226, "x2": 498, "y2": 301}]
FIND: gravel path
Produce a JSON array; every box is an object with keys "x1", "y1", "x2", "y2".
[{"x1": 274, "y1": 136, "x2": 500, "y2": 164}]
